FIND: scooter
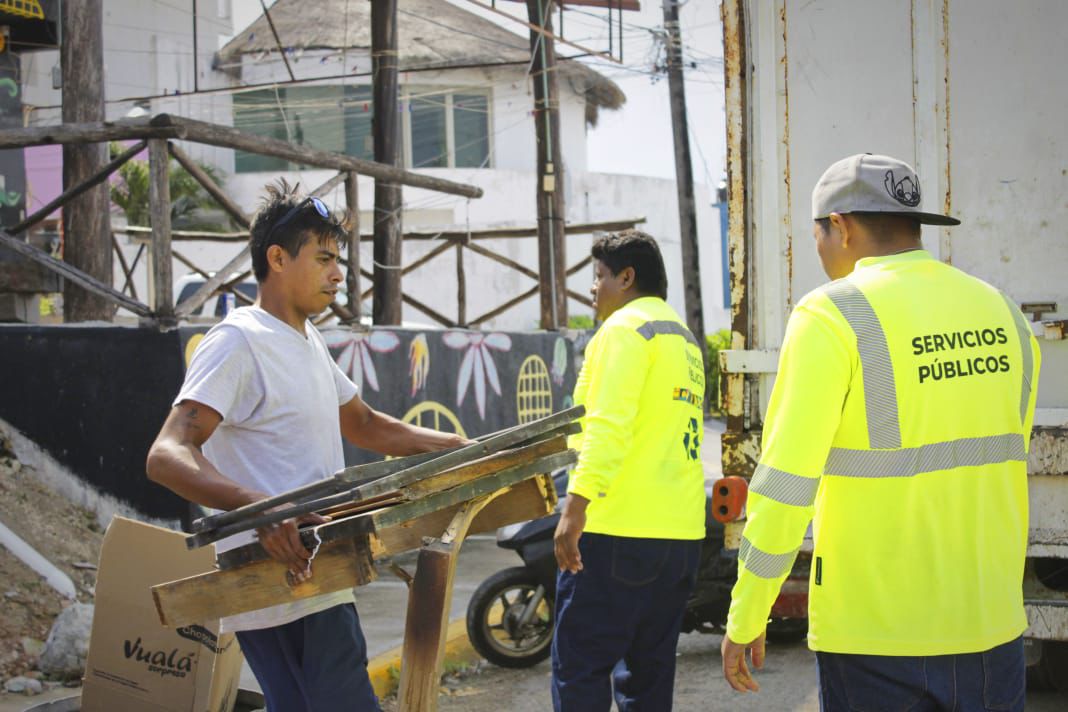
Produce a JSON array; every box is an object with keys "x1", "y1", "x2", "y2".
[{"x1": 465, "y1": 470, "x2": 809, "y2": 668}]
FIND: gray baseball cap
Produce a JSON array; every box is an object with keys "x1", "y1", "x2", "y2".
[{"x1": 812, "y1": 153, "x2": 960, "y2": 226}]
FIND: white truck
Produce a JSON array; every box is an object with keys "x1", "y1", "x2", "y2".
[{"x1": 718, "y1": 0, "x2": 1068, "y2": 685}]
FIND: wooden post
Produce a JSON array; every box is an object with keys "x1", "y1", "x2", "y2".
[
  {"x1": 456, "y1": 240, "x2": 466, "y2": 328},
  {"x1": 344, "y1": 171, "x2": 360, "y2": 321},
  {"x1": 662, "y1": 0, "x2": 707, "y2": 359},
  {"x1": 148, "y1": 139, "x2": 174, "y2": 321},
  {"x1": 372, "y1": 0, "x2": 403, "y2": 325},
  {"x1": 61, "y1": 0, "x2": 113, "y2": 322},
  {"x1": 527, "y1": 0, "x2": 567, "y2": 329},
  {"x1": 397, "y1": 493, "x2": 502, "y2": 711}
]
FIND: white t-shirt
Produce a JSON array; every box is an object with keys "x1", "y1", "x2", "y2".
[{"x1": 175, "y1": 305, "x2": 359, "y2": 632}]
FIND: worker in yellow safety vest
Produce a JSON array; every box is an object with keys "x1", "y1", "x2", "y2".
[
  {"x1": 552, "y1": 230, "x2": 706, "y2": 711},
  {"x1": 721, "y1": 154, "x2": 1040, "y2": 712}
]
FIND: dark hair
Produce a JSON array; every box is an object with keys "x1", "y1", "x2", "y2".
[
  {"x1": 591, "y1": 229, "x2": 668, "y2": 299},
  {"x1": 249, "y1": 179, "x2": 351, "y2": 281},
  {"x1": 816, "y1": 212, "x2": 921, "y2": 242}
]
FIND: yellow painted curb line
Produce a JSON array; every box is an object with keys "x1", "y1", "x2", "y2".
[{"x1": 367, "y1": 618, "x2": 482, "y2": 699}]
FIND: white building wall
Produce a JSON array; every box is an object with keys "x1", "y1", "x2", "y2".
[
  {"x1": 19, "y1": 0, "x2": 235, "y2": 171},
  {"x1": 229, "y1": 52, "x2": 586, "y2": 174},
  {"x1": 203, "y1": 167, "x2": 729, "y2": 334}
]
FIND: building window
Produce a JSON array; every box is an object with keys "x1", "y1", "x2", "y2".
[
  {"x1": 453, "y1": 93, "x2": 490, "y2": 168},
  {"x1": 233, "y1": 85, "x2": 491, "y2": 173},
  {"x1": 409, "y1": 91, "x2": 448, "y2": 168}
]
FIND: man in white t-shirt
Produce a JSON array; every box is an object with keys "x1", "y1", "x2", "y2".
[{"x1": 147, "y1": 180, "x2": 465, "y2": 711}]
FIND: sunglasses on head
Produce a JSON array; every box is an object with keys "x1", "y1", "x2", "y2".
[{"x1": 264, "y1": 196, "x2": 332, "y2": 244}]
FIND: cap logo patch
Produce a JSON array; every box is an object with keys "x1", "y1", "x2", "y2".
[{"x1": 885, "y1": 169, "x2": 921, "y2": 207}]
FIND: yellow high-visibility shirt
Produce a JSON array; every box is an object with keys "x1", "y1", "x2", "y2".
[
  {"x1": 726, "y1": 250, "x2": 1040, "y2": 656},
  {"x1": 568, "y1": 296, "x2": 706, "y2": 540}
]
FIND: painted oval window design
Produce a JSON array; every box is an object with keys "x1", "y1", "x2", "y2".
[
  {"x1": 516, "y1": 355, "x2": 553, "y2": 424},
  {"x1": 402, "y1": 401, "x2": 467, "y2": 438}
]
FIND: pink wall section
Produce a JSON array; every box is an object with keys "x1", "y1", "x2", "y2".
[{"x1": 24, "y1": 144, "x2": 62, "y2": 219}]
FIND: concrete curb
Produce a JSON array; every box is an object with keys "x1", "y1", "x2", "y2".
[{"x1": 367, "y1": 618, "x2": 482, "y2": 700}]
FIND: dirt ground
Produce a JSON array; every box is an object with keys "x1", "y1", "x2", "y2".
[{"x1": 0, "y1": 435, "x2": 102, "y2": 683}]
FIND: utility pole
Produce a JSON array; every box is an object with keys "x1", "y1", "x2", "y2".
[
  {"x1": 371, "y1": 0, "x2": 402, "y2": 325},
  {"x1": 662, "y1": 0, "x2": 706, "y2": 357},
  {"x1": 526, "y1": 0, "x2": 567, "y2": 330},
  {"x1": 61, "y1": 0, "x2": 112, "y2": 322}
]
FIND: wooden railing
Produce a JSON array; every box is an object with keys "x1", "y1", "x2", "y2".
[
  {"x1": 0, "y1": 113, "x2": 483, "y2": 326},
  {"x1": 0, "y1": 113, "x2": 642, "y2": 329}
]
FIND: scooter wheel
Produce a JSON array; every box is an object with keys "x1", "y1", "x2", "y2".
[{"x1": 466, "y1": 567, "x2": 554, "y2": 668}]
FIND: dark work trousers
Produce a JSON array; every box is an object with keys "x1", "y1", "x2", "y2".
[
  {"x1": 551, "y1": 533, "x2": 701, "y2": 712},
  {"x1": 235, "y1": 603, "x2": 381, "y2": 712},
  {"x1": 817, "y1": 636, "x2": 1025, "y2": 712}
]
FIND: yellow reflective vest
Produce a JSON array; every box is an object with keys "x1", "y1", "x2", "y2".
[
  {"x1": 568, "y1": 296, "x2": 706, "y2": 540},
  {"x1": 726, "y1": 250, "x2": 1040, "y2": 655}
]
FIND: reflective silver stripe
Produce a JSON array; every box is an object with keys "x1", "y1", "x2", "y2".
[
  {"x1": 823, "y1": 280, "x2": 901, "y2": 449},
  {"x1": 739, "y1": 536, "x2": 799, "y2": 580},
  {"x1": 824, "y1": 432, "x2": 1026, "y2": 478},
  {"x1": 750, "y1": 463, "x2": 820, "y2": 507},
  {"x1": 1002, "y1": 293, "x2": 1034, "y2": 425},
  {"x1": 636, "y1": 320, "x2": 701, "y2": 350}
]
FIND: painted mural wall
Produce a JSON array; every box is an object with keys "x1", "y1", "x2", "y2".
[
  {"x1": 179, "y1": 325, "x2": 588, "y2": 466},
  {"x1": 0, "y1": 324, "x2": 589, "y2": 527}
]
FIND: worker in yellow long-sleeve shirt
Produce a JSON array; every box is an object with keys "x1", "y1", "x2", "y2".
[
  {"x1": 721, "y1": 154, "x2": 1040, "y2": 712},
  {"x1": 551, "y1": 230, "x2": 706, "y2": 712}
]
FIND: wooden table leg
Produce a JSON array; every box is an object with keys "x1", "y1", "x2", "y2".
[{"x1": 396, "y1": 491, "x2": 504, "y2": 711}]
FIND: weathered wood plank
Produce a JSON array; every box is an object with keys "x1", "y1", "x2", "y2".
[
  {"x1": 0, "y1": 231, "x2": 153, "y2": 316},
  {"x1": 566, "y1": 289, "x2": 595, "y2": 308},
  {"x1": 111, "y1": 233, "x2": 137, "y2": 301},
  {"x1": 403, "y1": 435, "x2": 566, "y2": 500},
  {"x1": 152, "y1": 476, "x2": 555, "y2": 628},
  {"x1": 469, "y1": 285, "x2": 539, "y2": 326},
  {"x1": 148, "y1": 139, "x2": 174, "y2": 319},
  {"x1": 388, "y1": 217, "x2": 645, "y2": 242},
  {"x1": 115, "y1": 225, "x2": 249, "y2": 242},
  {"x1": 153, "y1": 478, "x2": 555, "y2": 627},
  {"x1": 369, "y1": 450, "x2": 574, "y2": 532},
  {"x1": 344, "y1": 171, "x2": 360, "y2": 317},
  {"x1": 398, "y1": 493, "x2": 501, "y2": 711},
  {"x1": 213, "y1": 449, "x2": 574, "y2": 569},
  {"x1": 0, "y1": 118, "x2": 183, "y2": 149},
  {"x1": 151, "y1": 535, "x2": 376, "y2": 628},
  {"x1": 318, "y1": 492, "x2": 404, "y2": 520},
  {"x1": 397, "y1": 239, "x2": 454, "y2": 277},
  {"x1": 464, "y1": 240, "x2": 539, "y2": 281},
  {"x1": 152, "y1": 115, "x2": 483, "y2": 199},
  {"x1": 191, "y1": 448, "x2": 456, "y2": 534},
  {"x1": 373, "y1": 473, "x2": 556, "y2": 558},
  {"x1": 192, "y1": 407, "x2": 582, "y2": 536},
  {"x1": 567, "y1": 254, "x2": 594, "y2": 276}
]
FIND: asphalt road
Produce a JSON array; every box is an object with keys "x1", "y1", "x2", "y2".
[{"x1": 397, "y1": 633, "x2": 1068, "y2": 712}]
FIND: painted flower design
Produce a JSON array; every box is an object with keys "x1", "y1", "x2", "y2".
[
  {"x1": 323, "y1": 329, "x2": 401, "y2": 392},
  {"x1": 551, "y1": 337, "x2": 568, "y2": 386},
  {"x1": 409, "y1": 333, "x2": 430, "y2": 397},
  {"x1": 443, "y1": 331, "x2": 512, "y2": 419}
]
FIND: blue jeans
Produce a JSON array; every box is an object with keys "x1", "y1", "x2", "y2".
[
  {"x1": 551, "y1": 533, "x2": 701, "y2": 712},
  {"x1": 817, "y1": 636, "x2": 1025, "y2": 712},
  {"x1": 236, "y1": 603, "x2": 381, "y2": 712}
]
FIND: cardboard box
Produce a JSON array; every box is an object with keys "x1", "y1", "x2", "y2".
[{"x1": 82, "y1": 517, "x2": 243, "y2": 712}]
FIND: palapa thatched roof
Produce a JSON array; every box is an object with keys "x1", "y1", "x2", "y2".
[{"x1": 218, "y1": 0, "x2": 625, "y2": 125}]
